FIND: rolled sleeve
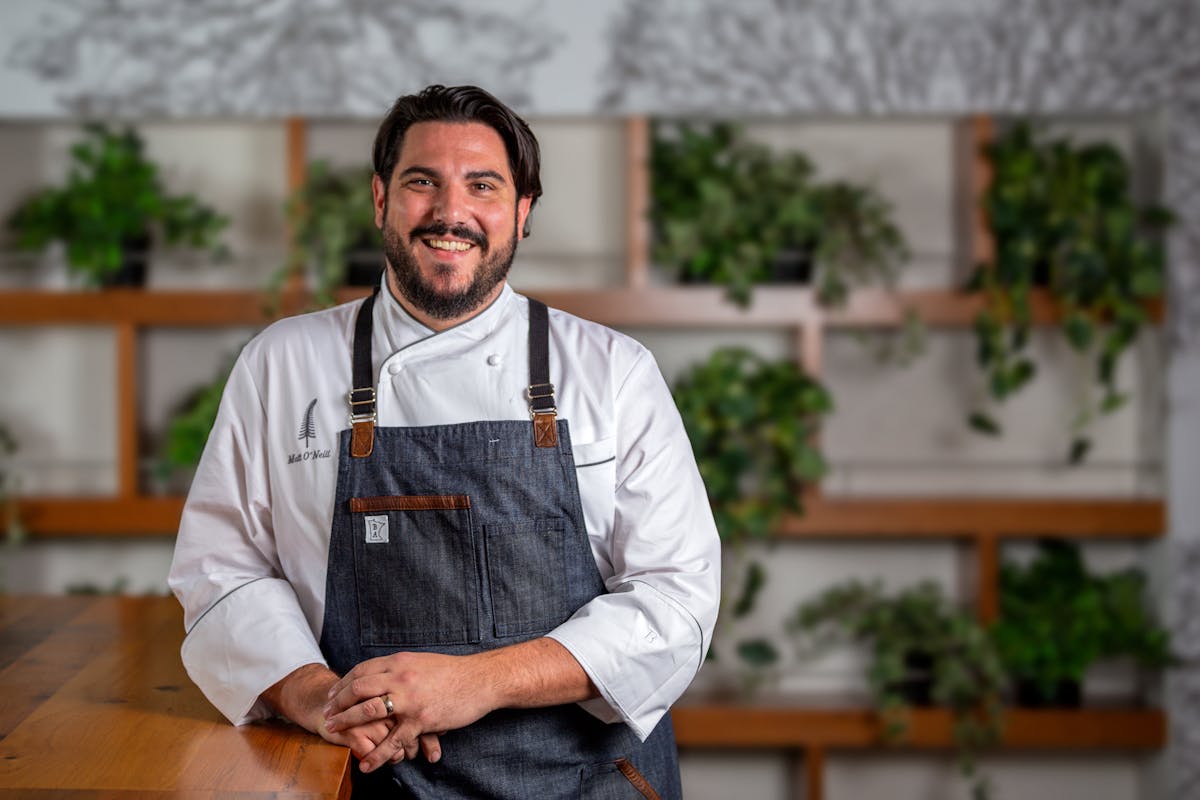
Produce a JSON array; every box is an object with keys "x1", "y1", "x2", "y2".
[
  {"x1": 180, "y1": 577, "x2": 326, "y2": 724},
  {"x1": 550, "y1": 347, "x2": 721, "y2": 738},
  {"x1": 547, "y1": 580, "x2": 709, "y2": 739}
]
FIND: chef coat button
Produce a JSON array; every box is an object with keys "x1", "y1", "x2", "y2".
[
  {"x1": 387, "y1": 363, "x2": 401, "y2": 375},
  {"x1": 487, "y1": 354, "x2": 502, "y2": 366}
]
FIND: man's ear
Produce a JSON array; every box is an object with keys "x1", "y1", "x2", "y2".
[
  {"x1": 516, "y1": 195, "x2": 534, "y2": 240},
  {"x1": 372, "y1": 173, "x2": 387, "y2": 229}
]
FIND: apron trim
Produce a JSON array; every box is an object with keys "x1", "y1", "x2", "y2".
[
  {"x1": 350, "y1": 495, "x2": 471, "y2": 512},
  {"x1": 616, "y1": 758, "x2": 663, "y2": 800}
]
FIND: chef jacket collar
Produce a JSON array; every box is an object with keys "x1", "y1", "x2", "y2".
[{"x1": 374, "y1": 272, "x2": 517, "y2": 354}]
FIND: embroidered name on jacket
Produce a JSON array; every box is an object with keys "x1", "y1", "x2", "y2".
[{"x1": 287, "y1": 398, "x2": 331, "y2": 464}]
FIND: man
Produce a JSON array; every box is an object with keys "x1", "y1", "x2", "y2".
[{"x1": 169, "y1": 84, "x2": 720, "y2": 799}]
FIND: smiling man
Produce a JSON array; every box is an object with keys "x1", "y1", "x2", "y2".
[{"x1": 169, "y1": 85, "x2": 720, "y2": 800}]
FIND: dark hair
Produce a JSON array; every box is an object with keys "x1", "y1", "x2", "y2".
[{"x1": 373, "y1": 84, "x2": 542, "y2": 235}]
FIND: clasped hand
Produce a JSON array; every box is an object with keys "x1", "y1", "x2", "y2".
[{"x1": 323, "y1": 651, "x2": 494, "y2": 773}]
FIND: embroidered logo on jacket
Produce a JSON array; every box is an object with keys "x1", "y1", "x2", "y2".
[
  {"x1": 287, "y1": 397, "x2": 331, "y2": 465},
  {"x1": 299, "y1": 398, "x2": 317, "y2": 446}
]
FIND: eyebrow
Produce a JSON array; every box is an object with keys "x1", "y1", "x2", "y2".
[
  {"x1": 465, "y1": 169, "x2": 508, "y2": 185},
  {"x1": 397, "y1": 166, "x2": 509, "y2": 185}
]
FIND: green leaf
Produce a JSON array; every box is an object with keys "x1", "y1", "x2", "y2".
[
  {"x1": 736, "y1": 638, "x2": 780, "y2": 668},
  {"x1": 1130, "y1": 267, "x2": 1162, "y2": 298},
  {"x1": 1099, "y1": 392, "x2": 1128, "y2": 415},
  {"x1": 732, "y1": 560, "x2": 767, "y2": 618},
  {"x1": 1068, "y1": 437, "x2": 1092, "y2": 465},
  {"x1": 968, "y1": 412, "x2": 1001, "y2": 436},
  {"x1": 1063, "y1": 314, "x2": 1093, "y2": 351},
  {"x1": 1009, "y1": 359, "x2": 1036, "y2": 392}
]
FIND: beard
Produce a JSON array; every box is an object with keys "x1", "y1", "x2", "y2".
[{"x1": 381, "y1": 208, "x2": 519, "y2": 321}]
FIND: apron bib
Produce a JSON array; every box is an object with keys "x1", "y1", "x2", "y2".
[{"x1": 319, "y1": 290, "x2": 681, "y2": 799}]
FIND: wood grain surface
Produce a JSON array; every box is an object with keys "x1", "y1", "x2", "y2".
[{"x1": 0, "y1": 595, "x2": 351, "y2": 800}]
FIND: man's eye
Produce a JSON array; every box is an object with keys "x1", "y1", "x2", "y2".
[{"x1": 473, "y1": 183, "x2": 493, "y2": 192}]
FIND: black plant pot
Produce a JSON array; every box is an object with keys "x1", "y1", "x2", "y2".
[
  {"x1": 344, "y1": 249, "x2": 384, "y2": 287},
  {"x1": 1031, "y1": 258, "x2": 1053, "y2": 288},
  {"x1": 770, "y1": 246, "x2": 815, "y2": 284},
  {"x1": 1014, "y1": 677, "x2": 1082, "y2": 708},
  {"x1": 891, "y1": 651, "x2": 936, "y2": 707},
  {"x1": 105, "y1": 234, "x2": 151, "y2": 288}
]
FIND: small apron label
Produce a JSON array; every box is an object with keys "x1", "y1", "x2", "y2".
[{"x1": 364, "y1": 515, "x2": 389, "y2": 543}]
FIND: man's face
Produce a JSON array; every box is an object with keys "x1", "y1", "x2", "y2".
[{"x1": 373, "y1": 121, "x2": 533, "y2": 322}]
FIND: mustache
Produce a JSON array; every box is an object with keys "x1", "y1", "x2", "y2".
[{"x1": 410, "y1": 223, "x2": 488, "y2": 250}]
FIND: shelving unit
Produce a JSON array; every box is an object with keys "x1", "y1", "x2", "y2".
[
  {"x1": 0, "y1": 115, "x2": 1166, "y2": 800},
  {"x1": 672, "y1": 701, "x2": 1165, "y2": 800}
]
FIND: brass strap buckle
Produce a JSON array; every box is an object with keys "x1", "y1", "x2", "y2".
[
  {"x1": 348, "y1": 387, "x2": 376, "y2": 425},
  {"x1": 527, "y1": 382, "x2": 556, "y2": 417}
]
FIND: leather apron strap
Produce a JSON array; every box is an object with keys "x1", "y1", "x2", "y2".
[
  {"x1": 349, "y1": 287, "x2": 378, "y2": 458},
  {"x1": 526, "y1": 298, "x2": 558, "y2": 448}
]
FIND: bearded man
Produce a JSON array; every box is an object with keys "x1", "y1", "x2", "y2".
[{"x1": 169, "y1": 84, "x2": 720, "y2": 800}]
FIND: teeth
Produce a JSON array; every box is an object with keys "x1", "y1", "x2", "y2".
[{"x1": 428, "y1": 239, "x2": 473, "y2": 252}]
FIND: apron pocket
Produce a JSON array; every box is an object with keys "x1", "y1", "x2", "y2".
[
  {"x1": 484, "y1": 518, "x2": 569, "y2": 637},
  {"x1": 350, "y1": 494, "x2": 479, "y2": 646}
]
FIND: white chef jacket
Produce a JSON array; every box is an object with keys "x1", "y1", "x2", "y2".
[{"x1": 168, "y1": 279, "x2": 721, "y2": 740}]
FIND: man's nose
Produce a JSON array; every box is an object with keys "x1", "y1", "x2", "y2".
[{"x1": 430, "y1": 183, "x2": 468, "y2": 224}]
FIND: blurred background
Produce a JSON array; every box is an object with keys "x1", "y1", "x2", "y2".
[{"x1": 0, "y1": 1, "x2": 1197, "y2": 798}]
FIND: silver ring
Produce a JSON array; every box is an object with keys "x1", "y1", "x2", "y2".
[{"x1": 382, "y1": 694, "x2": 394, "y2": 715}]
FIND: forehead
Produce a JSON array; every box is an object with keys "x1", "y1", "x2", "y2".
[{"x1": 394, "y1": 121, "x2": 512, "y2": 180}]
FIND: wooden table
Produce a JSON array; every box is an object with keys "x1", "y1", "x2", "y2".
[{"x1": 0, "y1": 594, "x2": 351, "y2": 799}]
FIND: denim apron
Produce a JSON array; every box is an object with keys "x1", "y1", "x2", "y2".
[{"x1": 319, "y1": 289, "x2": 681, "y2": 799}]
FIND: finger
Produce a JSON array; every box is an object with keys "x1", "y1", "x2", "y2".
[
  {"x1": 327, "y1": 656, "x2": 392, "y2": 699},
  {"x1": 366, "y1": 723, "x2": 418, "y2": 772},
  {"x1": 322, "y1": 720, "x2": 391, "y2": 760},
  {"x1": 402, "y1": 734, "x2": 421, "y2": 762},
  {"x1": 324, "y1": 675, "x2": 389, "y2": 717},
  {"x1": 324, "y1": 693, "x2": 391, "y2": 734},
  {"x1": 419, "y1": 733, "x2": 442, "y2": 763},
  {"x1": 360, "y1": 730, "x2": 404, "y2": 773}
]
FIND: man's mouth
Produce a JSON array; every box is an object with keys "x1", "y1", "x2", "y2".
[{"x1": 425, "y1": 239, "x2": 474, "y2": 252}]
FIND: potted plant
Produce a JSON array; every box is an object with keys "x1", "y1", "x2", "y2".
[
  {"x1": 158, "y1": 363, "x2": 231, "y2": 494},
  {"x1": 791, "y1": 580, "x2": 1007, "y2": 800},
  {"x1": 672, "y1": 347, "x2": 832, "y2": 546},
  {"x1": 672, "y1": 347, "x2": 831, "y2": 690},
  {"x1": 6, "y1": 123, "x2": 229, "y2": 287},
  {"x1": 272, "y1": 161, "x2": 382, "y2": 310},
  {"x1": 650, "y1": 121, "x2": 909, "y2": 308},
  {"x1": 966, "y1": 121, "x2": 1173, "y2": 463},
  {"x1": 991, "y1": 539, "x2": 1172, "y2": 707}
]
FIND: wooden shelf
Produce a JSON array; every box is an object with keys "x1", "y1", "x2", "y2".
[
  {"x1": 0, "y1": 289, "x2": 288, "y2": 326},
  {"x1": 672, "y1": 702, "x2": 1165, "y2": 750},
  {"x1": 784, "y1": 497, "x2": 1163, "y2": 538},
  {"x1": 0, "y1": 286, "x2": 1163, "y2": 329},
  {"x1": 16, "y1": 497, "x2": 185, "y2": 536},
  {"x1": 15, "y1": 495, "x2": 1163, "y2": 538}
]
